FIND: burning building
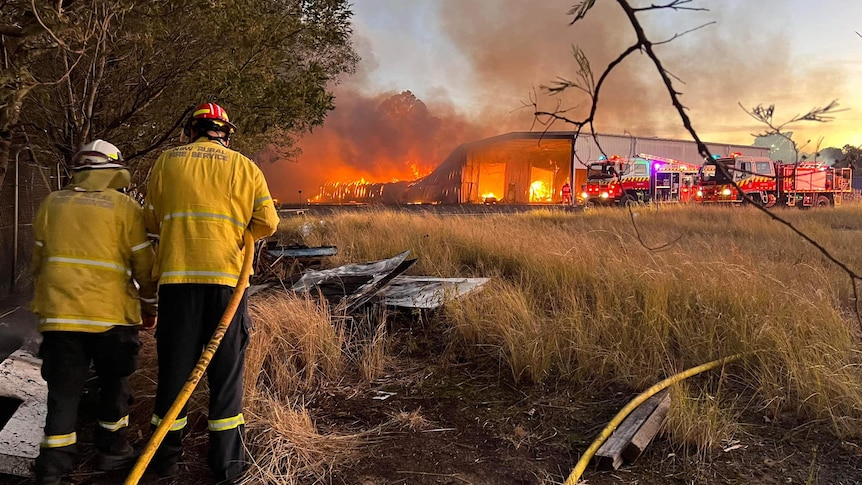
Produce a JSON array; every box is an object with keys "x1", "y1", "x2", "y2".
[{"x1": 397, "y1": 132, "x2": 768, "y2": 205}]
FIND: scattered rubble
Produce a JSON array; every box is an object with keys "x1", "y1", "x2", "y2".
[
  {"x1": 289, "y1": 249, "x2": 490, "y2": 312},
  {"x1": 252, "y1": 243, "x2": 490, "y2": 312},
  {"x1": 0, "y1": 349, "x2": 46, "y2": 477},
  {"x1": 0, "y1": 246, "x2": 489, "y2": 479}
]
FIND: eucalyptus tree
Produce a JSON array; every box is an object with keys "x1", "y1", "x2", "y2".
[{"x1": 1, "y1": 0, "x2": 358, "y2": 190}]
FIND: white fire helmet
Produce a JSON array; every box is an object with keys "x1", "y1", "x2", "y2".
[{"x1": 72, "y1": 139, "x2": 125, "y2": 170}]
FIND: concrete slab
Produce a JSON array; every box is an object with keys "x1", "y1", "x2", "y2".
[
  {"x1": 0, "y1": 349, "x2": 46, "y2": 477},
  {"x1": 0, "y1": 290, "x2": 41, "y2": 362}
]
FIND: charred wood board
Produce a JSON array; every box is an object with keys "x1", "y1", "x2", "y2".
[
  {"x1": 292, "y1": 250, "x2": 414, "y2": 309},
  {"x1": 622, "y1": 391, "x2": 671, "y2": 464},
  {"x1": 266, "y1": 245, "x2": 338, "y2": 259},
  {"x1": 340, "y1": 258, "x2": 417, "y2": 313},
  {"x1": 594, "y1": 389, "x2": 669, "y2": 470}
]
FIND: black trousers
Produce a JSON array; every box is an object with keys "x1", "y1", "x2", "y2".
[
  {"x1": 35, "y1": 326, "x2": 140, "y2": 478},
  {"x1": 152, "y1": 284, "x2": 250, "y2": 479}
]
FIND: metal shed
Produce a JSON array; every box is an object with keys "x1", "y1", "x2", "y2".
[{"x1": 403, "y1": 132, "x2": 768, "y2": 204}]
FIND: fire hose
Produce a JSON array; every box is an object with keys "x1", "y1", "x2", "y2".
[
  {"x1": 124, "y1": 231, "x2": 255, "y2": 485},
  {"x1": 563, "y1": 353, "x2": 746, "y2": 485}
]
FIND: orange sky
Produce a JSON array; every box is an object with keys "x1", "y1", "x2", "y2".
[
  {"x1": 262, "y1": 0, "x2": 862, "y2": 200},
  {"x1": 349, "y1": 0, "x2": 862, "y2": 146}
]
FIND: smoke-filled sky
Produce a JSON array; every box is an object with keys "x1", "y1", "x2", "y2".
[{"x1": 263, "y1": 0, "x2": 862, "y2": 201}]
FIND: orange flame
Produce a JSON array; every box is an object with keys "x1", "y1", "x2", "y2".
[{"x1": 529, "y1": 180, "x2": 553, "y2": 202}]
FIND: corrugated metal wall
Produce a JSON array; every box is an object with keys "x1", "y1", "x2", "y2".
[
  {"x1": 572, "y1": 134, "x2": 768, "y2": 167},
  {"x1": 348, "y1": 132, "x2": 771, "y2": 205}
]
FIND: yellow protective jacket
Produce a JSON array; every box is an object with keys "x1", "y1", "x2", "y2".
[
  {"x1": 144, "y1": 139, "x2": 279, "y2": 287},
  {"x1": 31, "y1": 168, "x2": 158, "y2": 333}
]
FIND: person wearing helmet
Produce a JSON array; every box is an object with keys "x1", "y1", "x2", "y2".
[
  {"x1": 144, "y1": 102, "x2": 278, "y2": 483},
  {"x1": 561, "y1": 182, "x2": 572, "y2": 205},
  {"x1": 30, "y1": 140, "x2": 158, "y2": 485}
]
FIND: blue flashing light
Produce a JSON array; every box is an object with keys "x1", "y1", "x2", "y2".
[
  {"x1": 711, "y1": 154, "x2": 720, "y2": 160},
  {"x1": 598, "y1": 155, "x2": 607, "y2": 161}
]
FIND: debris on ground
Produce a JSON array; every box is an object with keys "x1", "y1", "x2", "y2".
[
  {"x1": 290, "y1": 250, "x2": 490, "y2": 312},
  {"x1": 0, "y1": 349, "x2": 46, "y2": 477},
  {"x1": 253, "y1": 240, "x2": 339, "y2": 286},
  {"x1": 0, "y1": 246, "x2": 491, "y2": 482},
  {"x1": 594, "y1": 389, "x2": 672, "y2": 470}
]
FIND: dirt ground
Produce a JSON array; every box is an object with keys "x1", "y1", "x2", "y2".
[
  {"x1": 2, "y1": 308, "x2": 862, "y2": 485},
  {"x1": 294, "y1": 313, "x2": 862, "y2": 485}
]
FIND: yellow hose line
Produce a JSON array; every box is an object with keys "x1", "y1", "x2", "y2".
[
  {"x1": 563, "y1": 353, "x2": 746, "y2": 485},
  {"x1": 125, "y1": 231, "x2": 256, "y2": 485}
]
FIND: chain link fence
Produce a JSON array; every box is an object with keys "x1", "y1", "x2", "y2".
[{"x1": 0, "y1": 157, "x2": 60, "y2": 295}]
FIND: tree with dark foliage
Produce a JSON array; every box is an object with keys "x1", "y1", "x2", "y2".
[{"x1": 0, "y1": 0, "x2": 359, "y2": 193}]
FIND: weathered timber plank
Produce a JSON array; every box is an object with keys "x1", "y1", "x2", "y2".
[
  {"x1": 341, "y1": 258, "x2": 418, "y2": 313},
  {"x1": 622, "y1": 391, "x2": 671, "y2": 464},
  {"x1": 593, "y1": 390, "x2": 669, "y2": 470}
]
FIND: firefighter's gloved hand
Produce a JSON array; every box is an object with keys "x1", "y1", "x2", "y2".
[{"x1": 141, "y1": 314, "x2": 158, "y2": 331}]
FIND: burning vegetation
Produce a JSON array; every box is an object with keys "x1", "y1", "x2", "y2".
[{"x1": 261, "y1": 90, "x2": 485, "y2": 205}]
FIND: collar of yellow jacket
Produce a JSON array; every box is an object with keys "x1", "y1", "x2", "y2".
[
  {"x1": 191, "y1": 138, "x2": 229, "y2": 149},
  {"x1": 67, "y1": 168, "x2": 131, "y2": 192}
]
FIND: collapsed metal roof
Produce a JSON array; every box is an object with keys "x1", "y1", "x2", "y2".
[{"x1": 291, "y1": 250, "x2": 490, "y2": 311}]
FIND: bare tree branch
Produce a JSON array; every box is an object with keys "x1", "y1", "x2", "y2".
[
  {"x1": 544, "y1": 0, "x2": 862, "y2": 329},
  {"x1": 124, "y1": 104, "x2": 194, "y2": 163},
  {"x1": 632, "y1": 0, "x2": 707, "y2": 13},
  {"x1": 29, "y1": 0, "x2": 82, "y2": 53},
  {"x1": 652, "y1": 21, "x2": 715, "y2": 46}
]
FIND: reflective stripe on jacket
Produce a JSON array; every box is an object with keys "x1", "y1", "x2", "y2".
[
  {"x1": 31, "y1": 169, "x2": 158, "y2": 333},
  {"x1": 144, "y1": 139, "x2": 279, "y2": 287}
]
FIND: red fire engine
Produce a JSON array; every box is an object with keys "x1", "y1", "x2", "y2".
[
  {"x1": 581, "y1": 154, "x2": 699, "y2": 205},
  {"x1": 697, "y1": 154, "x2": 852, "y2": 207}
]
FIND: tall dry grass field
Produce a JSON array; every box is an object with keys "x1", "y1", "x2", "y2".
[
  {"x1": 246, "y1": 204, "x2": 862, "y2": 479},
  {"x1": 243, "y1": 291, "x2": 392, "y2": 482}
]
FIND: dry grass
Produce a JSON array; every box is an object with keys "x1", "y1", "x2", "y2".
[
  {"x1": 300, "y1": 206, "x2": 862, "y2": 433},
  {"x1": 355, "y1": 311, "x2": 389, "y2": 382},
  {"x1": 388, "y1": 408, "x2": 432, "y2": 431},
  {"x1": 242, "y1": 291, "x2": 396, "y2": 483},
  {"x1": 246, "y1": 293, "x2": 344, "y2": 395},
  {"x1": 243, "y1": 293, "x2": 359, "y2": 484},
  {"x1": 242, "y1": 394, "x2": 369, "y2": 484},
  {"x1": 241, "y1": 204, "x2": 862, "y2": 481},
  {"x1": 664, "y1": 380, "x2": 741, "y2": 455}
]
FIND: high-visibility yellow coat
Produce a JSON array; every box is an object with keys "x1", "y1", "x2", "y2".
[
  {"x1": 144, "y1": 139, "x2": 279, "y2": 287},
  {"x1": 31, "y1": 168, "x2": 158, "y2": 333}
]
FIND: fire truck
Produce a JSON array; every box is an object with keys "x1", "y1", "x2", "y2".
[
  {"x1": 697, "y1": 154, "x2": 852, "y2": 207},
  {"x1": 581, "y1": 154, "x2": 699, "y2": 205}
]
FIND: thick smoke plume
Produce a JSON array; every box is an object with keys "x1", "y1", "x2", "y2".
[
  {"x1": 438, "y1": 0, "x2": 848, "y2": 139},
  {"x1": 262, "y1": 0, "x2": 856, "y2": 201},
  {"x1": 262, "y1": 89, "x2": 489, "y2": 202}
]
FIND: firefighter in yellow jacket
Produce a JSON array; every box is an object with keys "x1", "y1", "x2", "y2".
[
  {"x1": 144, "y1": 102, "x2": 279, "y2": 482},
  {"x1": 30, "y1": 140, "x2": 158, "y2": 485}
]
